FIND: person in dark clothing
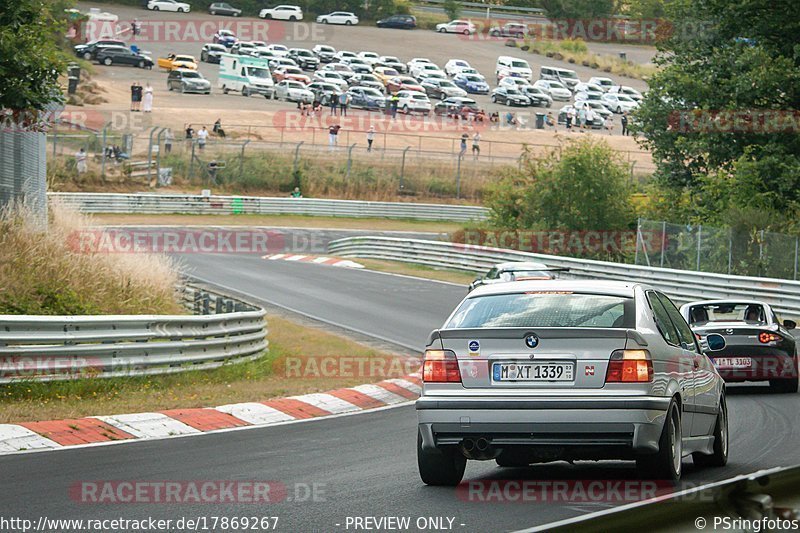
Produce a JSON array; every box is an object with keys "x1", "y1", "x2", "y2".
[
  {"x1": 213, "y1": 119, "x2": 226, "y2": 138},
  {"x1": 621, "y1": 113, "x2": 629, "y2": 136}
]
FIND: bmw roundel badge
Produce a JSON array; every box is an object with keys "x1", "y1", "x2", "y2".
[
  {"x1": 468, "y1": 340, "x2": 480, "y2": 352},
  {"x1": 524, "y1": 334, "x2": 539, "y2": 349}
]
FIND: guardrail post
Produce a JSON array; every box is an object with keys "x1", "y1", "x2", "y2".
[
  {"x1": 226, "y1": 300, "x2": 234, "y2": 313},
  {"x1": 154, "y1": 127, "x2": 167, "y2": 187},
  {"x1": 202, "y1": 293, "x2": 210, "y2": 315},
  {"x1": 189, "y1": 141, "x2": 196, "y2": 178},
  {"x1": 400, "y1": 146, "x2": 411, "y2": 190},
  {"x1": 293, "y1": 141, "x2": 304, "y2": 176},
  {"x1": 456, "y1": 153, "x2": 462, "y2": 199},
  {"x1": 346, "y1": 143, "x2": 356, "y2": 178},
  {"x1": 146, "y1": 126, "x2": 159, "y2": 183},
  {"x1": 215, "y1": 297, "x2": 223, "y2": 314}
]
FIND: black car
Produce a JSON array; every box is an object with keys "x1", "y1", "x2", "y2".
[
  {"x1": 347, "y1": 87, "x2": 386, "y2": 110},
  {"x1": 288, "y1": 48, "x2": 320, "y2": 70},
  {"x1": 209, "y1": 2, "x2": 241, "y2": 16},
  {"x1": 376, "y1": 14, "x2": 416, "y2": 29},
  {"x1": 200, "y1": 43, "x2": 227, "y2": 63},
  {"x1": 96, "y1": 46, "x2": 153, "y2": 68},
  {"x1": 491, "y1": 86, "x2": 531, "y2": 106},
  {"x1": 433, "y1": 97, "x2": 479, "y2": 117},
  {"x1": 74, "y1": 39, "x2": 126, "y2": 60}
]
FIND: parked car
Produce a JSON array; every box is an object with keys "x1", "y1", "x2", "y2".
[
  {"x1": 268, "y1": 57, "x2": 297, "y2": 70},
  {"x1": 373, "y1": 66, "x2": 400, "y2": 85},
  {"x1": 411, "y1": 62, "x2": 445, "y2": 80},
  {"x1": 499, "y1": 76, "x2": 531, "y2": 90},
  {"x1": 574, "y1": 91, "x2": 604, "y2": 102},
  {"x1": 74, "y1": 39, "x2": 126, "y2": 60},
  {"x1": 396, "y1": 90, "x2": 432, "y2": 114},
  {"x1": 376, "y1": 56, "x2": 406, "y2": 73},
  {"x1": 533, "y1": 79, "x2": 571, "y2": 101},
  {"x1": 468, "y1": 262, "x2": 565, "y2": 292},
  {"x1": 167, "y1": 69, "x2": 211, "y2": 93},
  {"x1": 347, "y1": 86, "x2": 386, "y2": 110},
  {"x1": 231, "y1": 41, "x2": 258, "y2": 56},
  {"x1": 574, "y1": 99, "x2": 613, "y2": 120},
  {"x1": 274, "y1": 79, "x2": 313, "y2": 102},
  {"x1": 307, "y1": 81, "x2": 343, "y2": 104},
  {"x1": 540, "y1": 65, "x2": 580, "y2": 90},
  {"x1": 557, "y1": 105, "x2": 606, "y2": 128},
  {"x1": 316, "y1": 11, "x2": 359, "y2": 25},
  {"x1": 435, "y1": 20, "x2": 476, "y2": 35},
  {"x1": 386, "y1": 76, "x2": 424, "y2": 94},
  {"x1": 146, "y1": 0, "x2": 190, "y2": 12},
  {"x1": 588, "y1": 76, "x2": 615, "y2": 92},
  {"x1": 259, "y1": 5, "x2": 303, "y2": 20},
  {"x1": 433, "y1": 97, "x2": 479, "y2": 117},
  {"x1": 348, "y1": 74, "x2": 385, "y2": 93},
  {"x1": 489, "y1": 22, "x2": 528, "y2": 39},
  {"x1": 491, "y1": 86, "x2": 531, "y2": 106},
  {"x1": 96, "y1": 46, "x2": 154, "y2": 68},
  {"x1": 602, "y1": 93, "x2": 639, "y2": 113},
  {"x1": 273, "y1": 66, "x2": 310, "y2": 84},
  {"x1": 213, "y1": 29, "x2": 237, "y2": 47},
  {"x1": 680, "y1": 300, "x2": 798, "y2": 393},
  {"x1": 608, "y1": 85, "x2": 644, "y2": 102},
  {"x1": 574, "y1": 82, "x2": 604, "y2": 95},
  {"x1": 376, "y1": 14, "x2": 417, "y2": 29},
  {"x1": 312, "y1": 44, "x2": 337, "y2": 63},
  {"x1": 156, "y1": 53, "x2": 197, "y2": 70},
  {"x1": 311, "y1": 70, "x2": 349, "y2": 90},
  {"x1": 421, "y1": 78, "x2": 467, "y2": 99},
  {"x1": 452, "y1": 73, "x2": 489, "y2": 94},
  {"x1": 200, "y1": 43, "x2": 227, "y2": 64},
  {"x1": 323, "y1": 62, "x2": 356, "y2": 81},
  {"x1": 343, "y1": 57, "x2": 372, "y2": 74},
  {"x1": 496, "y1": 56, "x2": 532, "y2": 81},
  {"x1": 357, "y1": 51, "x2": 381, "y2": 66},
  {"x1": 444, "y1": 59, "x2": 471, "y2": 77},
  {"x1": 264, "y1": 44, "x2": 290, "y2": 57},
  {"x1": 209, "y1": 2, "x2": 241, "y2": 16},
  {"x1": 416, "y1": 280, "x2": 729, "y2": 485},
  {"x1": 520, "y1": 85, "x2": 552, "y2": 107},
  {"x1": 288, "y1": 48, "x2": 320, "y2": 70}
]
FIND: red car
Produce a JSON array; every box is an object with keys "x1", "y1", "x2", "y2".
[
  {"x1": 273, "y1": 66, "x2": 310, "y2": 84},
  {"x1": 386, "y1": 76, "x2": 424, "y2": 94},
  {"x1": 681, "y1": 300, "x2": 798, "y2": 393}
]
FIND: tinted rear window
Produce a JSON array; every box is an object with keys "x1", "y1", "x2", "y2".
[{"x1": 446, "y1": 292, "x2": 633, "y2": 329}]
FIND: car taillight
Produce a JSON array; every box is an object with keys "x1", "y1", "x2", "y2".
[
  {"x1": 606, "y1": 349, "x2": 653, "y2": 383},
  {"x1": 422, "y1": 350, "x2": 461, "y2": 383},
  {"x1": 759, "y1": 332, "x2": 782, "y2": 343}
]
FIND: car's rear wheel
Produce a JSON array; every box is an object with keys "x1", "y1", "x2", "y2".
[
  {"x1": 345, "y1": 20, "x2": 352, "y2": 25},
  {"x1": 178, "y1": 8, "x2": 185, "y2": 13},
  {"x1": 152, "y1": 6, "x2": 159, "y2": 11},
  {"x1": 637, "y1": 400, "x2": 682, "y2": 482},
  {"x1": 137, "y1": 60, "x2": 145, "y2": 68},
  {"x1": 103, "y1": 57, "x2": 113, "y2": 66},
  {"x1": 438, "y1": 28, "x2": 445, "y2": 33},
  {"x1": 463, "y1": 29, "x2": 470, "y2": 35},
  {"x1": 211, "y1": 10, "x2": 216, "y2": 15},
  {"x1": 265, "y1": 14, "x2": 272, "y2": 19},
  {"x1": 417, "y1": 432, "x2": 466, "y2": 486},
  {"x1": 290, "y1": 16, "x2": 298, "y2": 21},
  {"x1": 770, "y1": 376, "x2": 799, "y2": 393},
  {"x1": 242, "y1": 86, "x2": 250, "y2": 97},
  {"x1": 403, "y1": 104, "x2": 409, "y2": 114},
  {"x1": 693, "y1": 396, "x2": 728, "y2": 467},
  {"x1": 491, "y1": 95, "x2": 497, "y2": 103},
  {"x1": 321, "y1": 19, "x2": 328, "y2": 24}
]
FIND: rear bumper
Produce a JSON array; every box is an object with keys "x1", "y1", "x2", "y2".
[
  {"x1": 416, "y1": 396, "x2": 670, "y2": 455},
  {"x1": 712, "y1": 353, "x2": 797, "y2": 382}
]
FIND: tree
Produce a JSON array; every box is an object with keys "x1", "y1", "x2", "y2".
[
  {"x1": 633, "y1": 0, "x2": 800, "y2": 228},
  {"x1": 0, "y1": 0, "x2": 71, "y2": 114},
  {"x1": 443, "y1": 0, "x2": 461, "y2": 20},
  {"x1": 537, "y1": 0, "x2": 615, "y2": 19}
]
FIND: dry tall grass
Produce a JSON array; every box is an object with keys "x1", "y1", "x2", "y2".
[{"x1": 0, "y1": 202, "x2": 182, "y2": 315}]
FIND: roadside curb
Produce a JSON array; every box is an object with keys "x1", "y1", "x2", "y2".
[{"x1": 0, "y1": 375, "x2": 420, "y2": 454}]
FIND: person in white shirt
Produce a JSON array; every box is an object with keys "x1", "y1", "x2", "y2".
[
  {"x1": 585, "y1": 107, "x2": 596, "y2": 129},
  {"x1": 366, "y1": 126, "x2": 375, "y2": 152},
  {"x1": 75, "y1": 148, "x2": 87, "y2": 174},
  {"x1": 196, "y1": 126, "x2": 208, "y2": 150}
]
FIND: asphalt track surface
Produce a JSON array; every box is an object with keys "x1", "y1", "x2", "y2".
[{"x1": 3, "y1": 253, "x2": 800, "y2": 532}]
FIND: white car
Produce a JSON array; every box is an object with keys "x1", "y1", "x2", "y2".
[
  {"x1": 357, "y1": 51, "x2": 381, "y2": 66},
  {"x1": 334, "y1": 50, "x2": 358, "y2": 62},
  {"x1": 312, "y1": 44, "x2": 337, "y2": 62},
  {"x1": 407, "y1": 57, "x2": 433, "y2": 71},
  {"x1": 264, "y1": 44, "x2": 290, "y2": 57},
  {"x1": 312, "y1": 70, "x2": 349, "y2": 90},
  {"x1": 411, "y1": 62, "x2": 445, "y2": 79},
  {"x1": 602, "y1": 93, "x2": 639, "y2": 113},
  {"x1": 396, "y1": 90, "x2": 432, "y2": 115},
  {"x1": 259, "y1": 5, "x2": 303, "y2": 20},
  {"x1": 444, "y1": 59, "x2": 472, "y2": 77},
  {"x1": 533, "y1": 79, "x2": 572, "y2": 101},
  {"x1": 609, "y1": 85, "x2": 644, "y2": 102},
  {"x1": 459, "y1": 67, "x2": 485, "y2": 80},
  {"x1": 274, "y1": 79, "x2": 313, "y2": 102},
  {"x1": 588, "y1": 76, "x2": 615, "y2": 92},
  {"x1": 499, "y1": 77, "x2": 531, "y2": 90},
  {"x1": 316, "y1": 11, "x2": 359, "y2": 25},
  {"x1": 147, "y1": 0, "x2": 190, "y2": 12},
  {"x1": 323, "y1": 62, "x2": 356, "y2": 80},
  {"x1": 574, "y1": 82, "x2": 604, "y2": 95},
  {"x1": 435, "y1": 19, "x2": 477, "y2": 35}
]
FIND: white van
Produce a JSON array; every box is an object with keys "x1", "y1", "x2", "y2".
[
  {"x1": 218, "y1": 53, "x2": 275, "y2": 98},
  {"x1": 495, "y1": 56, "x2": 532, "y2": 82},
  {"x1": 540, "y1": 65, "x2": 580, "y2": 90}
]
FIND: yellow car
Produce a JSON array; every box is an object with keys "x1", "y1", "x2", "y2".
[
  {"x1": 157, "y1": 53, "x2": 198, "y2": 71},
  {"x1": 373, "y1": 66, "x2": 400, "y2": 86}
]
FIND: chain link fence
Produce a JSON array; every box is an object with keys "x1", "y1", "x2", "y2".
[
  {"x1": 635, "y1": 218, "x2": 800, "y2": 280},
  {"x1": 0, "y1": 130, "x2": 48, "y2": 228}
]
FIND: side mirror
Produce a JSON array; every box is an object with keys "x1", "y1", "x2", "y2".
[
  {"x1": 705, "y1": 333, "x2": 726, "y2": 352},
  {"x1": 784, "y1": 319, "x2": 797, "y2": 330}
]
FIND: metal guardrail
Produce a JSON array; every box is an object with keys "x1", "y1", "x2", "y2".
[
  {"x1": 48, "y1": 193, "x2": 490, "y2": 223},
  {"x1": 0, "y1": 284, "x2": 268, "y2": 383},
  {"x1": 327, "y1": 236, "x2": 800, "y2": 319}
]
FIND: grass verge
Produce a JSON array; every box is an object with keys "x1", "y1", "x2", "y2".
[
  {"x1": 90, "y1": 213, "x2": 464, "y2": 234},
  {"x1": 520, "y1": 38, "x2": 657, "y2": 80},
  {"x1": 359, "y1": 258, "x2": 475, "y2": 285},
  {"x1": 0, "y1": 316, "x2": 416, "y2": 423}
]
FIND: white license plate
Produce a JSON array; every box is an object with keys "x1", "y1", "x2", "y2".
[
  {"x1": 714, "y1": 357, "x2": 752, "y2": 368},
  {"x1": 492, "y1": 362, "x2": 574, "y2": 382}
]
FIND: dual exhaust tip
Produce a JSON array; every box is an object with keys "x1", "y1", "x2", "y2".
[{"x1": 462, "y1": 437, "x2": 491, "y2": 452}]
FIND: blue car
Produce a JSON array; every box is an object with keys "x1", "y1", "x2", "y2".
[
  {"x1": 453, "y1": 74, "x2": 490, "y2": 95},
  {"x1": 347, "y1": 87, "x2": 386, "y2": 110}
]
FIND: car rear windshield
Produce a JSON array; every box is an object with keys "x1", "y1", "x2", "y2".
[
  {"x1": 445, "y1": 292, "x2": 633, "y2": 329},
  {"x1": 687, "y1": 303, "x2": 766, "y2": 325}
]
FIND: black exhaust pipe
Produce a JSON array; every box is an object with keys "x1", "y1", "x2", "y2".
[{"x1": 475, "y1": 437, "x2": 490, "y2": 451}]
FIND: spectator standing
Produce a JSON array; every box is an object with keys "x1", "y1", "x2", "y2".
[
  {"x1": 390, "y1": 94, "x2": 399, "y2": 119},
  {"x1": 339, "y1": 91, "x2": 350, "y2": 116},
  {"x1": 578, "y1": 105, "x2": 587, "y2": 131},
  {"x1": 164, "y1": 128, "x2": 174, "y2": 154},
  {"x1": 585, "y1": 107, "x2": 596, "y2": 130},
  {"x1": 142, "y1": 83, "x2": 153, "y2": 113},
  {"x1": 75, "y1": 148, "x2": 87, "y2": 174},
  {"x1": 459, "y1": 133, "x2": 468, "y2": 158},
  {"x1": 471, "y1": 132, "x2": 481, "y2": 159},
  {"x1": 366, "y1": 126, "x2": 375, "y2": 152},
  {"x1": 566, "y1": 107, "x2": 574, "y2": 130},
  {"x1": 132, "y1": 82, "x2": 143, "y2": 112},
  {"x1": 185, "y1": 124, "x2": 194, "y2": 149},
  {"x1": 330, "y1": 96, "x2": 338, "y2": 116},
  {"x1": 621, "y1": 112, "x2": 629, "y2": 136},
  {"x1": 130, "y1": 82, "x2": 137, "y2": 111},
  {"x1": 328, "y1": 124, "x2": 340, "y2": 149},
  {"x1": 197, "y1": 126, "x2": 208, "y2": 150}
]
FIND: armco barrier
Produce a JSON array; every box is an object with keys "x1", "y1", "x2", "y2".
[
  {"x1": 0, "y1": 284, "x2": 268, "y2": 383},
  {"x1": 48, "y1": 192, "x2": 489, "y2": 223},
  {"x1": 327, "y1": 236, "x2": 800, "y2": 318}
]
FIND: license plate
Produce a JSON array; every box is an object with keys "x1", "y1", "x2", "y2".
[
  {"x1": 714, "y1": 357, "x2": 752, "y2": 368},
  {"x1": 492, "y1": 362, "x2": 574, "y2": 382}
]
